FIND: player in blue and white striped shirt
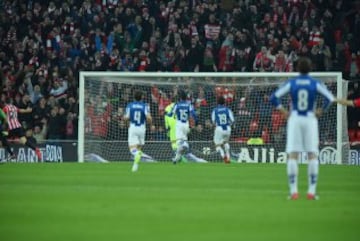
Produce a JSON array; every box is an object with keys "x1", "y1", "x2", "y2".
[
  {"x1": 211, "y1": 96, "x2": 234, "y2": 164},
  {"x1": 124, "y1": 91, "x2": 152, "y2": 172},
  {"x1": 170, "y1": 90, "x2": 198, "y2": 164},
  {"x1": 270, "y1": 57, "x2": 335, "y2": 200}
]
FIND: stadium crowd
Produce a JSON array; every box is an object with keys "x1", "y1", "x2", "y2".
[{"x1": 0, "y1": 0, "x2": 360, "y2": 143}]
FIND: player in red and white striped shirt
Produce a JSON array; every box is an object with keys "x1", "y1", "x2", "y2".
[
  {"x1": 2, "y1": 100, "x2": 42, "y2": 161},
  {"x1": 336, "y1": 98, "x2": 360, "y2": 107}
]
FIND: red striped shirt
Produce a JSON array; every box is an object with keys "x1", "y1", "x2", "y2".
[{"x1": 3, "y1": 104, "x2": 22, "y2": 130}]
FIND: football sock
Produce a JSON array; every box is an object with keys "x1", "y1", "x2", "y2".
[
  {"x1": 307, "y1": 159, "x2": 319, "y2": 195},
  {"x1": 131, "y1": 149, "x2": 142, "y2": 164},
  {"x1": 0, "y1": 135, "x2": 14, "y2": 155},
  {"x1": 287, "y1": 159, "x2": 298, "y2": 194},
  {"x1": 224, "y1": 143, "x2": 230, "y2": 159},
  {"x1": 141, "y1": 152, "x2": 155, "y2": 162},
  {"x1": 25, "y1": 139, "x2": 36, "y2": 151},
  {"x1": 216, "y1": 146, "x2": 225, "y2": 158}
]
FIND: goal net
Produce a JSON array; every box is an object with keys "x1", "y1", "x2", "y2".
[{"x1": 79, "y1": 72, "x2": 348, "y2": 164}]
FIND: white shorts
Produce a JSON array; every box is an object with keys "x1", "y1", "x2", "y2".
[
  {"x1": 286, "y1": 113, "x2": 319, "y2": 154},
  {"x1": 128, "y1": 126, "x2": 146, "y2": 147},
  {"x1": 175, "y1": 122, "x2": 190, "y2": 141},
  {"x1": 213, "y1": 126, "x2": 231, "y2": 145}
]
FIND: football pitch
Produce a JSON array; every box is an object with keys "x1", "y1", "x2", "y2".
[{"x1": 0, "y1": 163, "x2": 359, "y2": 241}]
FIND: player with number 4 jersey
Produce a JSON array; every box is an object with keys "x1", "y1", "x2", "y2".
[
  {"x1": 270, "y1": 57, "x2": 335, "y2": 200},
  {"x1": 211, "y1": 96, "x2": 234, "y2": 164},
  {"x1": 124, "y1": 91, "x2": 152, "y2": 172}
]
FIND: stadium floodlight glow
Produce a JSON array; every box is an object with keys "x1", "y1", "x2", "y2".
[{"x1": 79, "y1": 72, "x2": 347, "y2": 164}]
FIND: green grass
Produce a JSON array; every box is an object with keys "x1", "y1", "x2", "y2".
[{"x1": 0, "y1": 163, "x2": 360, "y2": 241}]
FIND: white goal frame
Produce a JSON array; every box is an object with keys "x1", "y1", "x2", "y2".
[{"x1": 78, "y1": 72, "x2": 345, "y2": 164}]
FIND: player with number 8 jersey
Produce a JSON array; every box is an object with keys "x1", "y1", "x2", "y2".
[{"x1": 270, "y1": 57, "x2": 335, "y2": 200}]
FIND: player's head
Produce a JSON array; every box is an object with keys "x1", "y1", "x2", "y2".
[
  {"x1": 178, "y1": 90, "x2": 187, "y2": 101},
  {"x1": 2, "y1": 96, "x2": 11, "y2": 105},
  {"x1": 217, "y1": 96, "x2": 225, "y2": 105},
  {"x1": 297, "y1": 57, "x2": 312, "y2": 75},
  {"x1": 134, "y1": 91, "x2": 143, "y2": 101}
]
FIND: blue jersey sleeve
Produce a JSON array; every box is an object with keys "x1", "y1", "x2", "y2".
[
  {"x1": 316, "y1": 82, "x2": 335, "y2": 110},
  {"x1": 270, "y1": 81, "x2": 291, "y2": 108},
  {"x1": 189, "y1": 104, "x2": 197, "y2": 125}
]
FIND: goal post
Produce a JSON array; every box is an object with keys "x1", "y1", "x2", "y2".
[{"x1": 78, "y1": 72, "x2": 348, "y2": 164}]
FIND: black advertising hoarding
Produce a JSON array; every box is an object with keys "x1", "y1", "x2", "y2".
[
  {"x1": 0, "y1": 141, "x2": 359, "y2": 164},
  {"x1": 0, "y1": 142, "x2": 77, "y2": 163}
]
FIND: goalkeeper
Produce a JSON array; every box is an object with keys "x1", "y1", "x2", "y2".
[
  {"x1": 0, "y1": 108, "x2": 15, "y2": 162},
  {"x1": 164, "y1": 102, "x2": 207, "y2": 163}
]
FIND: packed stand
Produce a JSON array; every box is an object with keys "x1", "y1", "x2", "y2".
[{"x1": 0, "y1": 0, "x2": 359, "y2": 143}]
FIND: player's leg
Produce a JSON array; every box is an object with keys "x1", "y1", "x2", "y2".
[
  {"x1": 137, "y1": 131, "x2": 156, "y2": 162},
  {"x1": 0, "y1": 129, "x2": 15, "y2": 161},
  {"x1": 223, "y1": 129, "x2": 231, "y2": 163},
  {"x1": 17, "y1": 128, "x2": 42, "y2": 161},
  {"x1": 214, "y1": 127, "x2": 227, "y2": 163},
  {"x1": 128, "y1": 128, "x2": 142, "y2": 172},
  {"x1": 173, "y1": 124, "x2": 189, "y2": 163},
  {"x1": 184, "y1": 152, "x2": 208, "y2": 163},
  {"x1": 285, "y1": 116, "x2": 302, "y2": 199},
  {"x1": 304, "y1": 117, "x2": 320, "y2": 200},
  {"x1": 287, "y1": 152, "x2": 299, "y2": 199}
]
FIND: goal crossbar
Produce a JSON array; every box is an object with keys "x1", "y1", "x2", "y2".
[{"x1": 78, "y1": 71, "x2": 346, "y2": 164}]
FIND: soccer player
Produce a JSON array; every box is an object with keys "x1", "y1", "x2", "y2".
[
  {"x1": 211, "y1": 96, "x2": 234, "y2": 164},
  {"x1": 124, "y1": 91, "x2": 152, "y2": 172},
  {"x1": 0, "y1": 107, "x2": 16, "y2": 162},
  {"x1": 165, "y1": 101, "x2": 207, "y2": 163},
  {"x1": 169, "y1": 90, "x2": 198, "y2": 164},
  {"x1": 2, "y1": 100, "x2": 42, "y2": 161},
  {"x1": 270, "y1": 57, "x2": 335, "y2": 200},
  {"x1": 335, "y1": 98, "x2": 360, "y2": 107}
]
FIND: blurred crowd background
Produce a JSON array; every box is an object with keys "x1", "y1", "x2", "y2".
[{"x1": 0, "y1": 0, "x2": 359, "y2": 144}]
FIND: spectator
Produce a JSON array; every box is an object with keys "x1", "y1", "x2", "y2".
[
  {"x1": 47, "y1": 106, "x2": 63, "y2": 140},
  {"x1": 0, "y1": 0, "x2": 358, "y2": 143},
  {"x1": 253, "y1": 46, "x2": 273, "y2": 72},
  {"x1": 311, "y1": 38, "x2": 332, "y2": 71},
  {"x1": 33, "y1": 119, "x2": 48, "y2": 144}
]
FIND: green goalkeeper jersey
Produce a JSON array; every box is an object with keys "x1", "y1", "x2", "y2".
[
  {"x1": 164, "y1": 103, "x2": 176, "y2": 142},
  {"x1": 0, "y1": 109, "x2": 6, "y2": 126}
]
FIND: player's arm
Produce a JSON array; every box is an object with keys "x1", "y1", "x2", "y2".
[
  {"x1": 166, "y1": 104, "x2": 177, "y2": 117},
  {"x1": 123, "y1": 105, "x2": 130, "y2": 125},
  {"x1": 270, "y1": 82, "x2": 291, "y2": 118},
  {"x1": 228, "y1": 109, "x2": 235, "y2": 126},
  {"x1": 0, "y1": 109, "x2": 9, "y2": 135},
  {"x1": 0, "y1": 109, "x2": 7, "y2": 123},
  {"x1": 18, "y1": 106, "x2": 33, "y2": 113},
  {"x1": 164, "y1": 103, "x2": 174, "y2": 131},
  {"x1": 211, "y1": 109, "x2": 216, "y2": 126},
  {"x1": 190, "y1": 105, "x2": 198, "y2": 126},
  {"x1": 316, "y1": 82, "x2": 335, "y2": 112},
  {"x1": 164, "y1": 115, "x2": 171, "y2": 137},
  {"x1": 315, "y1": 82, "x2": 335, "y2": 117},
  {"x1": 145, "y1": 104, "x2": 152, "y2": 126},
  {"x1": 335, "y1": 98, "x2": 354, "y2": 106},
  {"x1": 335, "y1": 98, "x2": 360, "y2": 107}
]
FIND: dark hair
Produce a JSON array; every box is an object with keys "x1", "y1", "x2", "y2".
[
  {"x1": 217, "y1": 96, "x2": 225, "y2": 105},
  {"x1": 297, "y1": 57, "x2": 312, "y2": 74},
  {"x1": 179, "y1": 90, "x2": 187, "y2": 101},
  {"x1": 134, "y1": 91, "x2": 143, "y2": 101}
]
